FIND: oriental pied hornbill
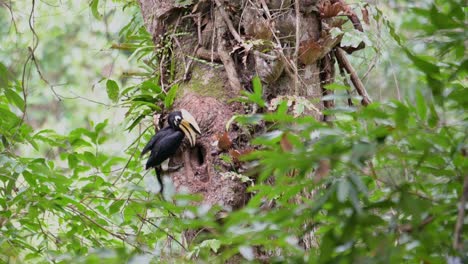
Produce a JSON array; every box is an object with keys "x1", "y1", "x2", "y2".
[{"x1": 141, "y1": 109, "x2": 201, "y2": 194}]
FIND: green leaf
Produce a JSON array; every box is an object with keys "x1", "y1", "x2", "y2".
[
  {"x1": 68, "y1": 154, "x2": 79, "y2": 169},
  {"x1": 106, "y1": 80, "x2": 119, "y2": 103},
  {"x1": 82, "y1": 151, "x2": 98, "y2": 167},
  {"x1": 429, "y1": 4, "x2": 458, "y2": 30},
  {"x1": 0, "y1": 108, "x2": 21, "y2": 128},
  {"x1": 126, "y1": 115, "x2": 145, "y2": 131},
  {"x1": 250, "y1": 76, "x2": 266, "y2": 107},
  {"x1": 415, "y1": 90, "x2": 427, "y2": 122},
  {"x1": 4, "y1": 88, "x2": 25, "y2": 112},
  {"x1": 95, "y1": 119, "x2": 108, "y2": 135},
  {"x1": 0, "y1": 62, "x2": 11, "y2": 89},
  {"x1": 175, "y1": 0, "x2": 193, "y2": 7},
  {"x1": 405, "y1": 51, "x2": 439, "y2": 75},
  {"x1": 341, "y1": 30, "x2": 364, "y2": 48},
  {"x1": 89, "y1": 0, "x2": 102, "y2": 20},
  {"x1": 109, "y1": 200, "x2": 125, "y2": 215},
  {"x1": 427, "y1": 102, "x2": 439, "y2": 127},
  {"x1": 164, "y1": 84, "x2": 178, "y2": 108},
  {"x1": 5, "y1": 172, "x2": 19, "y2": 197},
  {"x1": 394, "y1": 102, "x2": 409, "y2": 130},
  {"x1": 199, "y1": 239, "x2": 221, "y2": 253},
  {"x1": 337, "y1": 179, "x2": 350, "y2": 202},
  {"x1": 140, "y1": 79, "x2": 161, "y2": 93}
]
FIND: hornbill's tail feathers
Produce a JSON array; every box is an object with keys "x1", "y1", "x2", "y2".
[{"x1": 155, "y1": 166, "x2": 163, "y2": 194}]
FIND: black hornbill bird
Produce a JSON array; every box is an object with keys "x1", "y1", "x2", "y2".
[{"x1": 141, "y1": 109, "x2": 201, "y2": 194}]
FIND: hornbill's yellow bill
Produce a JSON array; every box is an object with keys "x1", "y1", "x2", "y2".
[{"x1": 178, "y1": 109, "x2": 201, "y2": 147}]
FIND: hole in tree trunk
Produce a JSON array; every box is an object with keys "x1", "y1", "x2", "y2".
[{"x1": 190, "y1": 145, "x2": 205, "y2": 166}]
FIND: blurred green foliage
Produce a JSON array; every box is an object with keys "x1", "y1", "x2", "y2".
[{"x1": 0, "y1": 0, "x2": 467, "y2": 263}]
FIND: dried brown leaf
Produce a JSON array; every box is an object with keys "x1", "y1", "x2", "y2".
[
  {"x1": 229, "y1": 148, "x2": 254, "y2": 164},
  {"x1": 319, "y1": 1, "x2": 350, "y2": 18},
  {"x1": 361, "y1": 7, "x2": 370, "y2": 25},
  {"x1": 217, "y1": 132, "x2": 232, "y2": 150},
  {"x1": 280, "y1": 133, "x2": 293, "y2": 152},
  {"x1": 239, "y1": 148, "x2": 254, "y2": 157},
  {"x1": 298, "y1": 40, "x2": 323, "y2": 65},
  {"x1": 229, "y1": 149, "x2": 241, "y2": 163},
  {"x1": 315, "y1": 159, "x2": 330, "y2": 182}
]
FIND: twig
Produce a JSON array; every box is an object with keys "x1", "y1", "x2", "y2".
[
  {"x1": 253, "y1": 50, "x2": 277, "y2": 61},
  {"x1": 387, "y1": 56, "x2": 402, "y2": 101},
  {"x1": 84, "y1": 196, "x2": 147, "y2": 202},
  {"x1": 36, "y1": 216, "x2": 59, "y2": 248},
  {"x1": 197, "y1": 12, "x2": 202, "y2": 46},
  {"x1": 337, "y1": 56, "x2": 354, "y2": 107},
  {"x1": 293, "y1": 0, "x2": 300, "y2": 95},
  {"x1": 398, "y1": 215, "x2": 434, "y2": 233},
  {"x1": 195, "y1": 47, "x2": 221, "y2": 62},
  {"x1": 138, "y1": 215, "x2": 187, "y2": 251},
  {"x1": 2, "y1": 0, "x2": 17, "y2": 33},
  {"x1": 111, "y1": 127, "x2": 146, "y2": 186},
  {"x1": 66, "y1": 205, "x2": 150, "y2": 252},
  {"x1": 11, "y1": 0, "x2": 38, "y2": 143},
  {"x1": 215, "y1": 8, "x2": 242, "y2": 95},
  {"x1": 214, "y1": 0, "x2": 242, "y2": 43},
  {"x1": 335, "y1": 47, "x2": 371, "y2": 106},
  {"x1": 453, "y1": 174, "x2": 468, "y2": 251},
  {"x1": 320, "y1": 53, "x2": 335, "y2": 114},
  {"x1": 252, "y1": 0, "x2": 308, "y2": 96},
  {"x1": 210, "y1": 2, "x2": 216, "y2": 63}
]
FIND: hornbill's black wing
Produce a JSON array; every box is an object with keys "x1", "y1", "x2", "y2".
[
  {"x1": 140, "y1": 126, "x2": 172, "y2": 157},
  {"x1": 145, "y1": 130, "x2": 184, "y2": 169}
]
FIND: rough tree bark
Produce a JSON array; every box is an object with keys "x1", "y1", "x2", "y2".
[{"x1": 137, "y1": 0, "x2": 367, "y2": 258}]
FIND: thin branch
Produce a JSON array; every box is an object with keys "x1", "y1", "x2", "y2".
[
  {"x1": 137, "y1": 215, "x2": 187, "y2": 252},
  {"x1": 293, "y1": 0, "x2": 300, "y2": 95},
  {"x1": 195, "y1": 47, "x2": 221, "y2": 62},
  {"x1": 83, "y1": 196, "x2": 147, "y2": 202},
  {"x1": 320, "y1": 53, "x2": 335, "y2": 112},
  {"x1": 2, "y1": 0, "x2": 18, "y2": 33},
  {"x1": 335, "y1": 47, "x2": 371, "y2": 106},
  {"x1": 197, "y1": 12, "x2": 202, "y2": 46},
  {"x1": 67, "y1": 206, "x2": 123, "y2": 241},
  {"x1": 66, "y1": 205, "x2": 154, "y2": 254},
  {"x1": 337, "y1": 55, "x2": 354, "y2": 107},
  {"x1": 213, "y1": 0, "x2": 242, "y2": 43},
  {"x1": 11, "y1": 0, "x2": 38, "y2": 142},
  {"x1": 387, "y1": 55, "x2": 402, "y2": 101},
  {"x1": 398, "y1": 215, "x2": 435, "y2": 233},
  {"x1": 36, "y1": 216, "x2": 60, "y2": 248},
  {"x1": 214, "y1": 8, "x2": 242, "y2": 95}
]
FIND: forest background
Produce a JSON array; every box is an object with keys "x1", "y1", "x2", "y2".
[{"x1": 0, "y1": 0, "x2": 466, "y2": 263}]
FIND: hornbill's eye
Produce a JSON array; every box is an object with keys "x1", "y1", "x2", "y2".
[{"x1": 174, "y1": 115, "x2": 182, "y2": 125}]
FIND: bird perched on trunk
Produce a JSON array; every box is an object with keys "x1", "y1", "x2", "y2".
[{"x1": 141, "y1": 109, "x2": 201, "y2": 195}]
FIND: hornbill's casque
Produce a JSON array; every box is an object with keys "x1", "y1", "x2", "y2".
[{"x1": 141, "y1": 109, "x2": 201, "y2": 194}]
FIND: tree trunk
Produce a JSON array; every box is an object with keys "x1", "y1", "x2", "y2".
[{"x1": 137, "y1": 0, "x2": 365, "y2": 256}]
